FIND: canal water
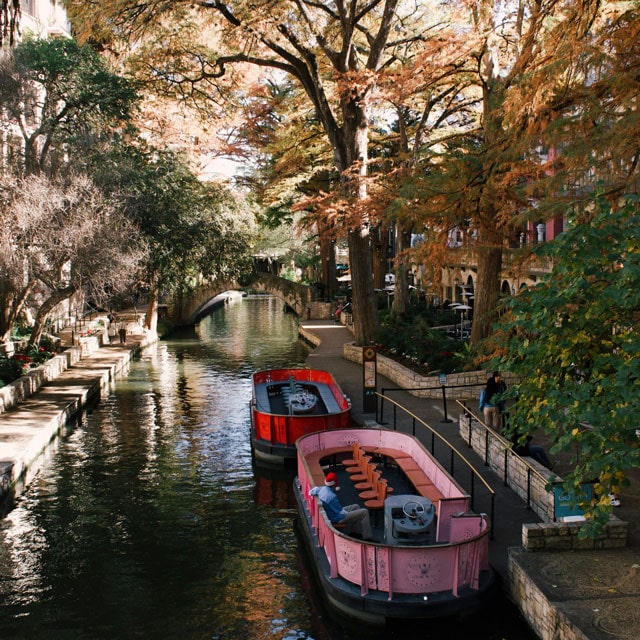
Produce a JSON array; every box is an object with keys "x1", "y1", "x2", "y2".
[{"x1": 0, "y1": 295, "x2": 536, "y2": 640}]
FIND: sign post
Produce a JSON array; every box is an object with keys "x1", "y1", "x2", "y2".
[{"x1": 362, "y1": 346, "x2": 377, "y2": 414}]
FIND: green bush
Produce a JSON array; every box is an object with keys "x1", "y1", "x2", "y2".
[
  {"x1": 373, "y1": 306, "x2": 469, "y2": 374},
  {"x1": 0, "y1": 356, "x2": 27, "y2": 385}
]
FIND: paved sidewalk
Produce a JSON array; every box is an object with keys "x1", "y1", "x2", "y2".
[
  {"x1": 300, "y1": 319, "x2": 640, "y2": 640},
  {"x1": 0, "y1": 331, "x2": 154, "y2": 509}
]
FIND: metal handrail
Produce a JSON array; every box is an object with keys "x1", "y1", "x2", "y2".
[{"x1": 375, "y1": 390, "x2": 495, "y2": 533}]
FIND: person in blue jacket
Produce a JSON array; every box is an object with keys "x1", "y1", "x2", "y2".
[
  {"x1": 480, "y1": 371, "x2": 507, "y2": 429},
  {"x1": 310, "y1": 471, "x2": 373, "y2": 540}
]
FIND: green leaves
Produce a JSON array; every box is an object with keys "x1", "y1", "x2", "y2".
[
  {"x1": 1, "y1": 37, "x2": 139, "y2": 175},
  {"x1": 496, "y1": 195, "x2": 640, "y2": 535}
]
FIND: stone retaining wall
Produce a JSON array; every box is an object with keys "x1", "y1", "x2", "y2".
[
  {"x1": 523, "y1": 519, "x2": 628, "y2": 551},
  {"x1": 343, "y1": 342, "x2": 488, "y2": 398},
  {"x1": 459, "y1": 412, "x2": 628, "y2": 550},
  {"x1": 459, "y1": 412, "x2": 560, "y2": 523},
  {"x1": 0, "y1": 336, "x2": 104, "y2": 415},
  {"x1": 508, "y1": 551, "x2": 590, "y2": 640}
]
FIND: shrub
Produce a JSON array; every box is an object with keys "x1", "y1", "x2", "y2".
[
  {"x1": 0, "y1": 356, "x2": 27, "y2": 385},
  {"x1": 374, "y1": 305, "x2": 470, "y2": 374}
]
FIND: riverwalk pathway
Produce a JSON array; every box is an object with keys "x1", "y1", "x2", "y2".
[
  {"x1": 0, "y1": 318, "x2": 638, "y2": 640},
  {"x1": 0, "y1": 328, "x2": 154, "y2": 508}
]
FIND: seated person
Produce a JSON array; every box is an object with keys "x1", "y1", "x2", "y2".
[
  {"x1": 309, "y1": 471, "x2": 373, "y2": 540},
  {"x1": 511, "y1": 433, "x2": 552, "y2": 469}
]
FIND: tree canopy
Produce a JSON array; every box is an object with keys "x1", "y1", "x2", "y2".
[
  {"x1": 0, "y1": 172, "x2": 144, "y2": 344},
  {"x1": 64, "y1": 0, "x2": 464, "y2": 344},
  {"x1": 62, "y1": 0, "x2": 640, "y2": 345},
  {"x1": 0, "y1": 32, "x2": 256, "y2": 339},
  {"x1": 0, "y1": 37, "x2": 138, "y2": 176},
  {"x1": 83, "y1": 143, "x2": 255, "y2": 311}
]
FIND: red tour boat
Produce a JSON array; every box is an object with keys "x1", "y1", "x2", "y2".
[{"x1": 250, "y1": 368, "x2": 351, "y2": 465}]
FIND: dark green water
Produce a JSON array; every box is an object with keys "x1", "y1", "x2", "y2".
[{"x1": 0, "y1": 295, "x2": 535, "y2": 640}]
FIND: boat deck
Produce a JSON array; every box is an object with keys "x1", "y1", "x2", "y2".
[
  {"x1": 294, "y1": 429, "x2": 495, "y2": 623},
  {"x1": 263, "y1": 387, "x2": 331, "y2": 416},
  {"x1": 315, "y1": 456, "x2": 419, "y2": 542},
  {"x1": 254, "y1": 380, "x2": 343, "y2": 416}
]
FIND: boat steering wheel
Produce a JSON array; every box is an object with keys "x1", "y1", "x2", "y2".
[{"x1": 402, "y1": 500, "x2": 426, "y2": 520}]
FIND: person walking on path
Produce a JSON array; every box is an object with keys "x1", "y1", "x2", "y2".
[
  {"x1": 108, "y1": 317, "x2": 118, "y2": 344},
  {"x1": 118, "y1": 319, "x2": 127, "y2": 344},
  {"x1": 309, "y1": 471, "x2": 373, "y2": 540}
]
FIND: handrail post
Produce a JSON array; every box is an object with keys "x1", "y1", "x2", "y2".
[
  {"x1": 470, "y1": 472, "x2": 475, "y2": 510},
  {"x1": 440, "y1": 383, "x2": 452, "y2": 423},
  {"x1": 484, "y1": 429, "x2": 489, "y2": 466},
  {"x1": 490, "y1": 493, "x2": 495, "y2": 540},
  {"x1": 379, "y1": 388, "x2": 385, "y2": 424}
]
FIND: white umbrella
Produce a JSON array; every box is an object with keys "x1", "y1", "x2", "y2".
[
  {"x1": 453, "y1": 304, "x2": 472, "y2": 336},
  {"x1": 337, "y1": 274, "x2": 352, "y2": 282}
]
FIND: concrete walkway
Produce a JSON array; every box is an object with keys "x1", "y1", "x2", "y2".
[
  {"x1": 300, "y1": 319, "x2": 640, "y2": 640},
  {"x1": 0, "y1": 330, "x2": 154, "y2": 509}
]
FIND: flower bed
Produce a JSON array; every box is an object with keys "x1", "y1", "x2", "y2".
[{"x1": 0, "y1": 336, "x2": 62, "y2": 387}]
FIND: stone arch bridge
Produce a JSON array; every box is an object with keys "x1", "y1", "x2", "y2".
[{"x1": 169, "y1": 272, "x2": 333, "y2": 327}]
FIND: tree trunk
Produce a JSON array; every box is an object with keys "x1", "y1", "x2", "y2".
[
  {"x1": 348, "y1": 228, "x2": 378, "y2": 345},
  {"x1": 372, "y1": 224, "x2": 387, "y2": 290},
  {"x1": 336, "y1": 91, "x2": 379, "y2": 345},
  {"x1": 470, "y1": 225, "x2": 502, "y2": 344},
  {"x1": 0, "y1": 282, "x2": 34, "y2": 343},
  {"x1": 319, "y1": 233, "x2": 336, "y2": 300},
  {"x1": 144, "y1": 287, "x2": 159, "y2": 333},
  {"x1": 469, "y1": 75, "x2": 507, "y2": 344},
  {"x1": 29, "y1": 287, "x2": 75, "y2": 347},
  {"x1": 391, "y1": 222, "x2": 412, "y2": 320}
]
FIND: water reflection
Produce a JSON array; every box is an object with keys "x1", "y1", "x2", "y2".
[{"x1": 0, "y1": 295, "x2": 534, "y2": 640}]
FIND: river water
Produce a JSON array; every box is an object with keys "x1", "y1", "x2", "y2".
[{"x1": 0, "y1": 295, "x2": 535, "y2": 640}]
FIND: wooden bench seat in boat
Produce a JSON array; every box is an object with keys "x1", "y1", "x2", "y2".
[
  {"x1": 370, "y1": 446, "x2": 411, "y2": 460},
  {"x1": 341, "y1": 442, "x2": 361, "y2": 468},
  {"x1": 304, "y1": 444, "x2": 444, "y2": 511},
  {"x1": 377, "y1": 452, "x2": 445, "y2": 513},
  {"x1": 416, "y1": 484, "x2": 445, "y2": 510}
]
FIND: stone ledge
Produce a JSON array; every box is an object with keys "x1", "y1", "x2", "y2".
[
  {"x1": 523, "y1": 517, "x2": 628, "y2": 551},
  {"x1": 343, "y1": 342, "x2": 488, "y2": 398}
]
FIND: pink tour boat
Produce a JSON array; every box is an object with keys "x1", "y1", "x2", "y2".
[{"x1": 293, "y1": 427, "x2": 496, "y2": 624}]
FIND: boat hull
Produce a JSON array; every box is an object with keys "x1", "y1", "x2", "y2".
[
  {"x1": 250, "y1": 368, "x2": 351, "y2": 466},
  {"x1": 294, "y1": 482, "x2": 496, "y2": 624},
  {"x1": 293, "y1": 428, "x2": 497, "y2": 624}
]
